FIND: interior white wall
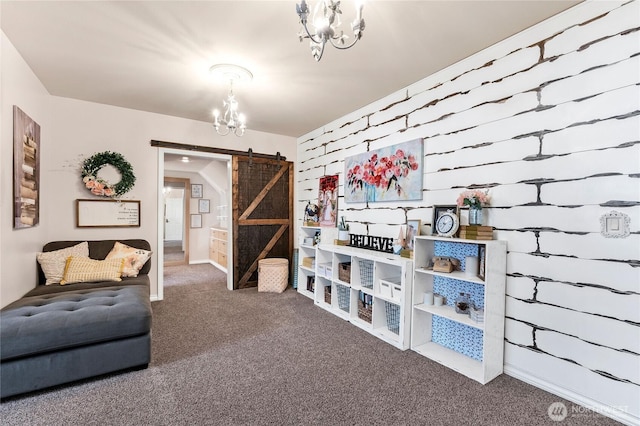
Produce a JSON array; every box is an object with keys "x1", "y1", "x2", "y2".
[
  {"x1": 0, "y1": 30, "x2": 296, "y2": 306},
  {"x1": 296, "y1": 2, "x2": 639, "y2": 424},
  {"x1": 0, "y1": 30, "x2": 50, "y2": 307}
]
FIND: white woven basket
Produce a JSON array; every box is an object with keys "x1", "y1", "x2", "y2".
[{"x1": 258, "y1": 258, "x2": 289, "y2": 293}]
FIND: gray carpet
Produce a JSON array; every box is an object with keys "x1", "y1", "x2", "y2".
[
  {"x1": 164, "y1": 240, "x2": 185, "y2": 263},
  {"x1": 0, "y1": 264, "x2": 620, "y2": 425}
]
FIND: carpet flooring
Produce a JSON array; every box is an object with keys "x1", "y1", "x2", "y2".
[{"x1": 0, "y1": 264, "x2": 621, "y2": 425}]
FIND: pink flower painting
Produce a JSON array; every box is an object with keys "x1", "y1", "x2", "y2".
[{"x1": 345, "y1": 139, "x2": 423, "y2": 203}]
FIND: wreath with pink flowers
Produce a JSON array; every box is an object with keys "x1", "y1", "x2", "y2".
[{"x1": 81, "y1": 151, "x2": 135, "y2": 198}]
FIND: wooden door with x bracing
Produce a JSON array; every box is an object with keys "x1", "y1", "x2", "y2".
[{"x1": 232, "y1": 155, "x2": 293, "y2": 289}]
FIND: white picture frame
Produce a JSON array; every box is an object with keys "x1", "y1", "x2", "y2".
[
  {"x1": 190, "y1": 214, "x2": 202, "y2": 228},
  {"x1": 600, "y1": 210, "x2": 630, "y2": 238}
]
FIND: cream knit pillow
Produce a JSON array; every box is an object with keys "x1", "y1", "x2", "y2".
[{"x1": 36, "y1": 242, "x2": 89, "y2": 285}]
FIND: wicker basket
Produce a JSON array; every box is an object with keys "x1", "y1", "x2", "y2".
[
  {"x1": 258, "y1": 258, "x2": 289, "y2": 293},
  {"x1": 384, "y1": 301, "x2": 400, "y2": 335},
  {"x1": 357, "y1": 299, "x2": 373, "y2": 324},
  {"x1": 336, "y1": 284, "x2": 350, "y2": 312},
  {"x1": 358, "y1": 260, "x2": 374, "y2": 288},
  {"x1": 324, "y1": 286, "x2": 332, "y2": 304},
  {"x1": 338, "y1": 262, "x2": 351, "y2": 283}
]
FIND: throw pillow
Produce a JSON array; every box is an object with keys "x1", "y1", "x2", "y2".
[
  {"x1": 105, "y1": 241, "x2": 152, "y2": 277},
  {"x1": 60, "y1": 256, "x2": 124, "y2": 285},
  {"x1": 36, "y1": 241, "x2": 90, "y2": 285}
]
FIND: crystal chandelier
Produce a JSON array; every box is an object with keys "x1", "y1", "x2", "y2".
[
  {"x1": 210, "y1": 64, "x2": 253, "y2": 137},
  {"x1": 296, "y1": 0, "x2": 365, "y2": 61}
]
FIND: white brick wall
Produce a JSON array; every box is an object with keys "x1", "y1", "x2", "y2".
[{"x1": 297, "y1": 1, "x2": 640, "y2": 422}]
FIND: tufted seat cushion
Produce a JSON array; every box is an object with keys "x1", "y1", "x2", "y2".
[{"x1": 0, "y1": 285, "x2": 151, "y2": 361}]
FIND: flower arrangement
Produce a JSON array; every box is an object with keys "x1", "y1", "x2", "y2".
[
  {"x1": 457, "y1": 189, "x2": 490, "y2": 209},
  {"x1": 81, "y1": 151, "x2": 135, "y2": 198},
  {"x1": 346, "y1": 149, "x2": 419, "y2": 197}
]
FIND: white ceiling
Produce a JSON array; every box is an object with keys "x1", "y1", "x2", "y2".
[{"x1": 1, "y1": 1, "x2": 579, "y2": 138}]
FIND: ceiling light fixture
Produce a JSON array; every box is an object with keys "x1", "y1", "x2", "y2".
[
  {"x1": 296, "y1": 0, "x2": 365, "y2": 61},
  {"x1": 210, "y1": 64, "x2": 253, "y2": 137}
]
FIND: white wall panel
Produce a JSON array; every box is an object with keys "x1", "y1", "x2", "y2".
[
  {"x1": 506, "y1": 276, "x2": 536, "y2": 300},
  {"x1": 539, "y1": 231, "x2": 640, "y2": 261},
  {"x1": 509, "y1": 251, "x2": 639, "y2": 294},
  {"x1": 505, "y1": 344, "x2": 639, "y2": 423},
  {"x1": 541, "y1": 56, "x2": 640, "y2": 106},
  {"x1": 504, "y1": 318, "x2": 534, "y2": 347},
  {"x1": 544, "y1": 1, "x2": 639, "y2": 57},
  {"x1": 296, "y1": 2, "x2": 639, "y2": 420},
  {"x1": 537, "y1": 280, "x2": 640, "y2": 323},
  {"x1": 536, "y1": 329, "x2": 640, "y2": 386},
  {"x1": 507, "y1": 297, "x2": 637, "y2": 353},
  {"x1": 542, "y1": 115, "x2": 639, "y2": 155}
]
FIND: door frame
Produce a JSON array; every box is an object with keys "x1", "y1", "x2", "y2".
[
  {"x1": 162, "y1": 177, "x2": 190, "y2": 267},
  {"x1": 156, "y1": 148, "x2": 233, "y2": 301}
]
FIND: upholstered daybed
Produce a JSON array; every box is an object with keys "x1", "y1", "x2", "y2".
[{"x1": 0, "y1": 239, "x2": 153, "y2": 399}]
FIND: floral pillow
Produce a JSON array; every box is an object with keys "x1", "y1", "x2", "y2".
[
  {"x1": 105, "y1": 242, "x2": 152, "y2": 277},
  {"x1": 36, "y1": 242, "x2": 89, "y2": 285}
]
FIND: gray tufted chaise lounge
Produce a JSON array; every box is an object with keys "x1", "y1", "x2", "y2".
[{"x1": 0, "y1": 240, "x2": 152, "y2": 399}]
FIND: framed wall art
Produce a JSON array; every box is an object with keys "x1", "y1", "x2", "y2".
[
  {"x1": 191, "y1": 184, "x2": 203, "y2": 198},
  {"x1": 13, "y1": 106, "x2": 41, "y2": 229},
  {"x1": 76, "y1": 199, "x2": 140, "y2": 228},
  {"x1": 190, "y1": 214, "x2": 202, "y2": 228},
  {"x1": 199, "y1": 199, "x2": 210, "y2": 213},
  {"x1": 344, "y1": 138, "x2": 423, "y2": 203},
  {"x1": 318, "y1": 174, "x2": 338, "y2": 227}
]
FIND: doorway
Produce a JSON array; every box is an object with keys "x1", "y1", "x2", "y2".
[
  {"x1": 163, "y1": 177, "x2": 190, "y2": 266},
  {"x1": 157, "y1": 148, "x2": 233, "y2": 301}
]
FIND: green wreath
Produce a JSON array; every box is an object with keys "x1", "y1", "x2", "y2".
[{"x1": 81, "y1": 151, "x2": 135, "y2": 198}]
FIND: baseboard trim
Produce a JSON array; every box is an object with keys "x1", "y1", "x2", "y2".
[{"x1": 504, "y1": 365, "x2": 637, "y2": 426}]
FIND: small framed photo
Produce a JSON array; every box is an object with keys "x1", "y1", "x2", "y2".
[
  {"x1": 432, "y1": 205, "x2": 458, "y2": 235},
  {"x1": 190, "y1": 214, "x2": 202, "y2": 228},
  {"x1": 600, "y1": 210, "x2": 630, "y2": 238},
  {"x1": 406, "y1": 220, "x2": 421, "y2": 249},
  {"x1": 478, "y1": 245, "x2": 486, "y2": 280},
  {"x1": 191, "y1": 184, "x2": 203, "y2": 198},
  {"x1": 198, "y1": 199, "x2": 210, "y2": 213}
]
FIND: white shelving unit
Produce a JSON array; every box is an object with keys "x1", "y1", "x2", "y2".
[
  {"x1": 411, "y1": 236, "x2": 506, "y2": 384},
  {"x1": 297, "y1": 226, "x2": 321, "y2": 300},
  {"x1": 313, "y1": 243, "x2": 413, "y2": 350}
]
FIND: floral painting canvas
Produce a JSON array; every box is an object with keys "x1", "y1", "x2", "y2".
[
  {"x1": 318, "y1": 174, "x2": 338, "y2": 227},
  {"x1": 345, "y1": 139, "x2": 423, "y2": 203}
]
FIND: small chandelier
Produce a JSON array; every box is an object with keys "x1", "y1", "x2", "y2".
[
  {"x1": 296, "y1": 0, "x2": 365, "y2": 61},
  {"x1": 210, "y1": 64, "x2": 253, "y2": 137}
]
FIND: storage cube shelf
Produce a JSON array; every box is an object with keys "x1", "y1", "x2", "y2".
[
  {"x1": 311, "y1": 242, "x2": 413, "y2": 350},
  {"x1": 297, "y1": 226, "x2": 321, "y2": 300},
  {"x1": 411, "y1": 236, "x2": 506, "y2": 384}
]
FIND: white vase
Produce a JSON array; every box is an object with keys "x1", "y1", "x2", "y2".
[{"x1": 338, "y1": 230, "x2": 349, "y2": 241}]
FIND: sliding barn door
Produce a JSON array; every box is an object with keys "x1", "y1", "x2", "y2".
[{"x1": 232, "y1": 155, "x2": 293, "y2": 289}]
